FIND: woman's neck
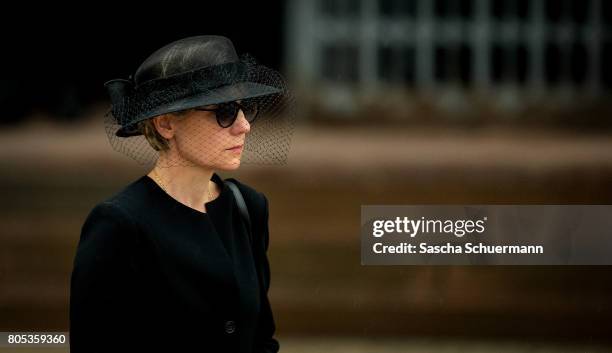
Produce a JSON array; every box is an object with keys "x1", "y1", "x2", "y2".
[{"x1": 148, "y1": 162, "x2": 219, "y2": 213}]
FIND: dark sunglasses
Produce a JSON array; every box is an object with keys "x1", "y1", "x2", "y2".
[{"x1": 194, "y1": 100, "x2": 259, "y2": 128}]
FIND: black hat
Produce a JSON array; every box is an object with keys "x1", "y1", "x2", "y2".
[
  {"x1": 103, "y1": 35, "x2": 295, "y2": 166},
  {"x1": 105, "y1": 35, "x2": 283, "y2": 137}
]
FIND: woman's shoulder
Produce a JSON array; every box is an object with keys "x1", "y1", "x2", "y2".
[
  {"x1": 94, "y1": 176, "x2": 153, "y2": 216},
  {"x1": 76, "y1": 177, "x2": 154, "y2": 258},
  {"x1": 81, "y1": 179, "x2": 145, "y2": 234},
  {"x1": 81, "y1": 176, "x2": 151, "y2": 233},
  {"x1": 76, "y1": 201, "x2": 138, "y2": 268}
]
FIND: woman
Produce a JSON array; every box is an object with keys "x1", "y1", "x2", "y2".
[{"x1": 69, "y1": 35, "x2": 293, "y2": 353}]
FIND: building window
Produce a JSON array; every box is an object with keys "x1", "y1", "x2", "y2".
[
  {"x1": 545, "y1": 0, "x2": 565, "y2": 23},
  {"x1": 458, "y1": 43, "x2": 472, "y2": 85},
  {"x1": 516, "y1": 0, "x2": 529, "y2": 20},
  {"x1": 435, "y1": 45, "x2": 450, "y2": 82},
  {"x1": 516, "y1": 44, "x2": 528, "y2": 84},
  {"x1": 491, "y1": 0, "x2": 529, "y2": 21},
  {"x1": 435, "y1": 43, "x2": 472, "y2": 85},
  {"x1": 321, "y1": 43, "x2": 360, "y2": 83},
  {"x1": 544, "y1": 42, "x2": 563, "y2": 85},
  {"x1": 602, "y1": 41, "x2": 612, "y2": 89},
  {"x1": 569, "y1": 42, "x2": 588, "y2": 85},
  {"x1": 491, "y1": 44, "x2": 504, "y2": 83},
  {"x1": 490, "y1": 43, "x2": 530, "y2": 85},
  {"x1": 378, "y1": 44, "x2": 416, "y2": 85},
  {"x1": 379, "y1": 0, "x2": 417, "y2": 17},
  {"x1": 569, "y1": 0, "x2": 590, "y2": 24},
  {"x1": 603, "y1": 1, "x2": 612, "y2": 29},
  {"x1": 320, "y1": 0, "x2": 361, "y2": 18},
  {"x1": 434, "y1": 0, "x2": 474, "y2": 20}
]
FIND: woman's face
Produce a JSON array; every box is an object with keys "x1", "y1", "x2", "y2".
[{"x1": 164, "y1": 103, "x2": 251, "y2": 170}]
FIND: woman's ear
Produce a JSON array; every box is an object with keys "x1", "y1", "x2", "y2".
[{"x1": 153, "y1": 114, "x2": 176, "y2": 139}]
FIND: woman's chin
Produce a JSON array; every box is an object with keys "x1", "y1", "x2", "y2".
[{"x1": 216, "y1": 159, "x2": 242, "y2": 171}]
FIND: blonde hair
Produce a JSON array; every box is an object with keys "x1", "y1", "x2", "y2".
[{"x1": 138, "y1": 110, "x2": 192, "y2": 151}]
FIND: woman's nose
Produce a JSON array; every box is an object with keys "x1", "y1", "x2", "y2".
[{"x1": 231, "y1": 109, "x2": 251, "y2": 134}]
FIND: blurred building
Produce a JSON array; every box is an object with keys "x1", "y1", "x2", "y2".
[{"x1": 285, "y1": 0, "x2": 611, "y2": 119}]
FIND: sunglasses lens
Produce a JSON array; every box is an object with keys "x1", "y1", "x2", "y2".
[
  {"x1": 216, "y1": 103, "x2": 238, "y2": 127},
  {"x1": 241, "y1": 100, "x2": 259, "y2": 122},
  {"x1": 204, "y1": 101, "x2": 259, "y2": 128}
]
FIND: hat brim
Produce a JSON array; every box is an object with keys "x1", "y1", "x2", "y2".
[{"x1": 115, "y1": 81, "x2": 282, "y2": 137}]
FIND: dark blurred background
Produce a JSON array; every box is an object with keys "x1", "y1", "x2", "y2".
[
  {"x1": 0, "y1": 2, "x2": 285, "y2": 124},
  {"x1": 1, "y1": 1, "x2": 612, "y2": 352}
]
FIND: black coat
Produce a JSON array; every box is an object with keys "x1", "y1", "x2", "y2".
[{"x1": 69, "y1": 173, "x2": 280, "y2": 353}]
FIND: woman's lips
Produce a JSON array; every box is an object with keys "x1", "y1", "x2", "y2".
[{"x1": 227, "y1": 145, "x2": 243, "y2": 152}]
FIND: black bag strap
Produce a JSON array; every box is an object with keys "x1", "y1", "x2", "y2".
[
  {"x1": 225, "y1": 180, "x2": 253, "y2": 246},
  {"x1": 225, "y1": 180, "x2": 268, "y2": 295}
]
